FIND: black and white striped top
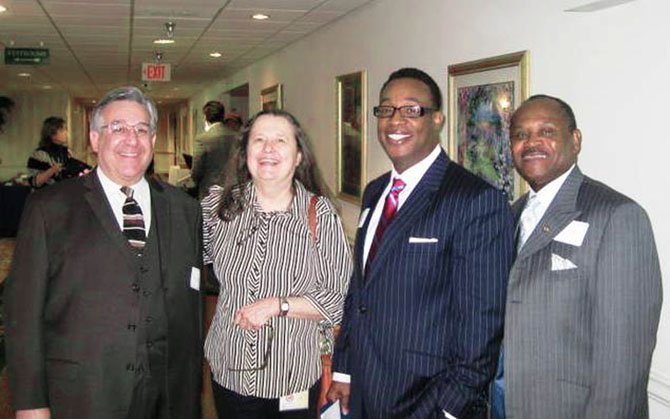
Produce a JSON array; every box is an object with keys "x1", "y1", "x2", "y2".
[{"x1": 202, "y1": 181, "x2": 353, "y2": 398}]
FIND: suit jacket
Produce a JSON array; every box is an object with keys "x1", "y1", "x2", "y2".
[
  {"x1": 4, "y1": 172, "x2": 203, "y2": 418},
  {"x1": 191, "y1": 122, "x2": 236, "y2": 198},
  {"x1": 333, "y1": 150, "x2": 514, "y2": 418},
  {"x1": 504, "y1": 166, "x2": 662, "y2": 418}
]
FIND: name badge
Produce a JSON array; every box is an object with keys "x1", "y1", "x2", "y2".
[{"x1": 279, "y1": 389, "x2": 309, "y2": 411}]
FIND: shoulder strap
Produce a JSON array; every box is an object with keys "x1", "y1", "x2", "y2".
[{"x1": 308, "y1": 195, "x2": 318, "y2": 243}]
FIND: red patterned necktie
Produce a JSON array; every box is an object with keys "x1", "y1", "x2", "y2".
[
  {"x1": 121, "y1": 186, "x2": 146, "y2": 250},
  {"x1": 367, "y1": 178, "x2": 406, "y2": 271}
]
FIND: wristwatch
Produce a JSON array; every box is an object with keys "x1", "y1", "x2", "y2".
[{"x1": 279, "y1": 297, "x2": 290, "y2": 317}]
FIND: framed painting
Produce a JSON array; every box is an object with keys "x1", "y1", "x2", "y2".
[
  {"x1": 336, "y1": 71, "x2": 367, "y2": 203},
  {"x1": 260, "y1": 84, "x2": 283, "y2": 110},
  {"x1": 447, "y1": 50, "x2": 530, "y2": 200}
]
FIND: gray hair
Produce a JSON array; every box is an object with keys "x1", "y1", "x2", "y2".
[{"x1": 89, "y1": 86, "x2": 158, "y2": 132}]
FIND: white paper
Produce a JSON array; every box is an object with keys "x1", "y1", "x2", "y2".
[
  {"x1": 189, "y1": 267, "x2": 200, "y2": 290},
  {"x1": 408, "y1": 237, "x2": 438, "y2": 243},
  {"x1": 358, "y1": 208, "x2": 370, "y2": 228},
  {"x1": 554, "y1": 220, "x2": 589, "y2": 247},
  {"x1": 551, "y1": 253, "x2": 577, "y2": 271},
  {"x1": 321, "y1": 400, "x2": 342, "y2": 419},
  {"x1": 279, "y1": 390, "x2": 309, "y2": 411}
]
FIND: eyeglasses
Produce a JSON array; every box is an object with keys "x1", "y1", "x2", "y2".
[
  {"x1": 373, "y1": 105, "x2": 435, "y2": 119},
  {"x1": 227, "y1": 323, "x2": 274, "y2": 372},
  {"x1": 101, "y1": 121, "x2": 153, "y2": 138}
]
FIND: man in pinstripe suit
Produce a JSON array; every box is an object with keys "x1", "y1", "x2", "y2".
[
  {"x1": 500, "y1": 95, "x2": 662, "y2": 418},
  {"x1": 327, "y1": 68, "x2": 514, "y2": 418}
]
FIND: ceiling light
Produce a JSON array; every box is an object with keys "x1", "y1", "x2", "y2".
[
  {"x1": 209, "y1": 52, "x2": 222, "y2": 58},
  {"x1": 153, "y1": 38, "x2": 174, "y2": 45},
  {"x1": 153, "y1": 21, "x2": 176, "y2": 45},
  {"x1": 0, "y1": 6, "x2": 7, "y2": 13},
  {"x1": 252, "y1": 13, "x2": 270, "y2": 20},
  {"x1": 18, "y1": 72, "x2": 31, "y2": 77},
  {"x1": 43, "y1": 85, "x2": 52, "y2": 89}
]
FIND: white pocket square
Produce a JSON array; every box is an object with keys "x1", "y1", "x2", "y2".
[
  {"x1": 408, "y1": 237, "x2": 438, "y2": 243},
  {"x1": 551, "y1": 253, "x2": 577, "y2": 271},
  {"x1": 554, "y1": 220, "x2": 589, "y2": 247}
]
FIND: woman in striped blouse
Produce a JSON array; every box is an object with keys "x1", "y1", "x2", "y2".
[{"x1": 202, "y1": 109, "x2": 353, "y2": 419}]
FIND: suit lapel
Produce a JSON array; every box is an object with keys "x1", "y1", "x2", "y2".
[
  {"x1": 516, "y1": 167, "x2": 584, "y2": 261},
  {"x1": 365, "y1": 152, "x2": 449, "y2": 282},
  {"x1": 354, "y1": 176, "x2": 388, "y2": 275},
  {"x1": 83, "y1": 173, "x2": 131, "y2": 252}
]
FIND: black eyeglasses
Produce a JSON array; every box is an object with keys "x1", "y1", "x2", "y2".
[
  {"x1": 227, "y1": 324, "x2": 274, "y2": 372},
  {"x1": 373, "y1": 105, "x2": 436, "y2": 119}
]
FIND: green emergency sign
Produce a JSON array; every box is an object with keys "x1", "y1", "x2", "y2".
[{"x1": 4, "y1": 48, "x2": 50, "y2": 65}]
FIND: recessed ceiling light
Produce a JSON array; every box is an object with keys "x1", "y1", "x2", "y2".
[
  {"x1": 153, "y1": 38, "x2": 175, "y2": 45},
  {"x1": 18, "y1": 72, "x2": 31, "y2": 77},
  {"x1": 0, "y1": 6, "x2": 7, "y2": 13},
  {"x1": 209, "y1": 52, "x2": 222, "y2": 58},
  {"x1": 252, "y1": 13, "x2": 270, "y2": 20},
  {"x1": 43, "y1": 85, "x2": 52, "y2": 89}
]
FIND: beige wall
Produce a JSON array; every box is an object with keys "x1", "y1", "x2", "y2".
[{"x1": 190, "y1": 0, "x2": 670, "y2": 413}]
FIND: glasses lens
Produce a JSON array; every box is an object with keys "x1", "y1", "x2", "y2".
[
  {"x1": 373, "y1": 106, "x2": 393, "y2": 118},
  {"x1": 399, "y1": 106, "x2": 422, "y2": 118}
]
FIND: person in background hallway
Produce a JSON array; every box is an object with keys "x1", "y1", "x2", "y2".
[
  {"x1": 224, "y1": 112, "x2": 244, "y2": 132},
  {"x1": 4, "y1": 86, "x2": 203, "y2": 419},
  {"x1": 27, "y1": 116, "x2": 91, "y2": 188},
  {"x1": 492, "y1": 95, "x2": 662, "y2": 418},
  {"x1": 202, "y1": 109, "x2": 352, "y2": 419},
  {"x1": 327, "y1": 68, "x2": 514, "y2": 418},
  {"x1": 192, "y1": 100, "x2": 237, "y2": 199}
]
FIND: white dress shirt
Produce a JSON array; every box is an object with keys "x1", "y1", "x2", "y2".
[
  {"x1": 521, "y1": 164, "x2": 576, "y2": 236},
  {"x1": 96, "y1": 167, "x2": 152, "y2": 233}
]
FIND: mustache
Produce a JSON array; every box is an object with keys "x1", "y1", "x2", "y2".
[{"x1": 521, "y1": 147, "x2": 546, "y2": 158}]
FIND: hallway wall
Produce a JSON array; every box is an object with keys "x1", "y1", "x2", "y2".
[{"x1": 192, "y1": 0, "x2": 670, "y2": 413}]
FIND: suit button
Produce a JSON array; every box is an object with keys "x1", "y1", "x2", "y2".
[
  {"x1": 145, "y1": 316, "x2": 153, "y2": 323},
  {"x1": 143, "y1": 290, "x2": 152, "y2": 297},
  {"x1": 126, "y1": 363, "x2": 134, "y2": 371},
  {"x1": 358, "y1": 305, "x2": 367, "y2": 314},
  {"x1": 140, "y1": 267, "x2": 149, "y2": 274},
  {"x1": 147, "y1": 341, "x2": 154, "y2": 348},
  {"x1": 127, "y1": 323, "x2": 137, "y2": 331},
  {"x1": 131, "y1": 283, "x2": 140, "y2": 292}
]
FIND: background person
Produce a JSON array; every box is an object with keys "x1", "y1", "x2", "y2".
[
  {"x1": 27, "y1": 116, "x2": 90, "y2": 188},
  {"x1": 202, "y1": 109, "x2": 352, "y2": 419},
  {"x1": 5, "y1": 86, "x2": 203, "y2": 419},
  {"x1": 494, "y1": 94, "x2": 662, "y2": 418},
  {"x1": 327, "y1": 68, "x2": 514, "y2": 418},
  {"x1": 192, "y1": 100, "x2": 237, "y2": 199}
]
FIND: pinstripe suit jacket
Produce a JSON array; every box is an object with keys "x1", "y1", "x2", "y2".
[
  {"x1": 333, "y1": 150, "x2": 514, "y2": 418},
  {"x1": 504, "y1": 166, "x2": 662, "y2": 418}
]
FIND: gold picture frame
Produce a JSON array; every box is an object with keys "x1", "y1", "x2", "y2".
[
  {"x1": 336, "y1": 71, "x2": 367, "y2": 204},
  {"x1": 447, "y1": 50, "x2": 530, "y2": 200},
  {"x1": 260, "y1": 84, "x2": 283, "y2": 110}
]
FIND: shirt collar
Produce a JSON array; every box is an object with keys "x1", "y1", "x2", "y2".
[
  {"x1": 390, "y1": 144, "x2": 441, "y2": 190},
  {"x1": 528, "y1": 164, "x2": 576, "y2": 208}
]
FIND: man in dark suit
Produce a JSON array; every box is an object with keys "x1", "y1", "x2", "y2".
[
  {"x1": 327, "y1": 68, "x2": 514, "y2": 418},
  {"x1": 191, "y1": 100, "x2": 237, "y2": 199},
  {"x1": 495, "y1": 95, "x2": 662, "y2": 418},
  {"x1": 4, "y1": 86, "x2": 203, "y2": 419}
]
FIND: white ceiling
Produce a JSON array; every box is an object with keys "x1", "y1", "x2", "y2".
[{"x1": 0, "y1": 0, "x2": 374, "y2": 102}]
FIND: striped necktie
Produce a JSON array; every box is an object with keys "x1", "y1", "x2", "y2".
[
  {"x1": 121, "y1": 186, "x2": 146, "y2": 249},
  {"x1": 367, "y1": 177, "x2": 406, "y2": 270}
]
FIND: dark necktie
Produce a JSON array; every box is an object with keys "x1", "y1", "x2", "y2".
[
  {"x1": 121, "y1": 186, "x2": 146, "y2": 249},
  {"x1": 366, "y1": 178, "x2": 406, "y2": 270}
]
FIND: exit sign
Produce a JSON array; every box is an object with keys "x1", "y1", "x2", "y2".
[
  {"x1": 142, "y1": 63, "x2": 171, "y2": 82},
  {"x1": 4, "y1": 48, "x2": 50, "y2": 65}
]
